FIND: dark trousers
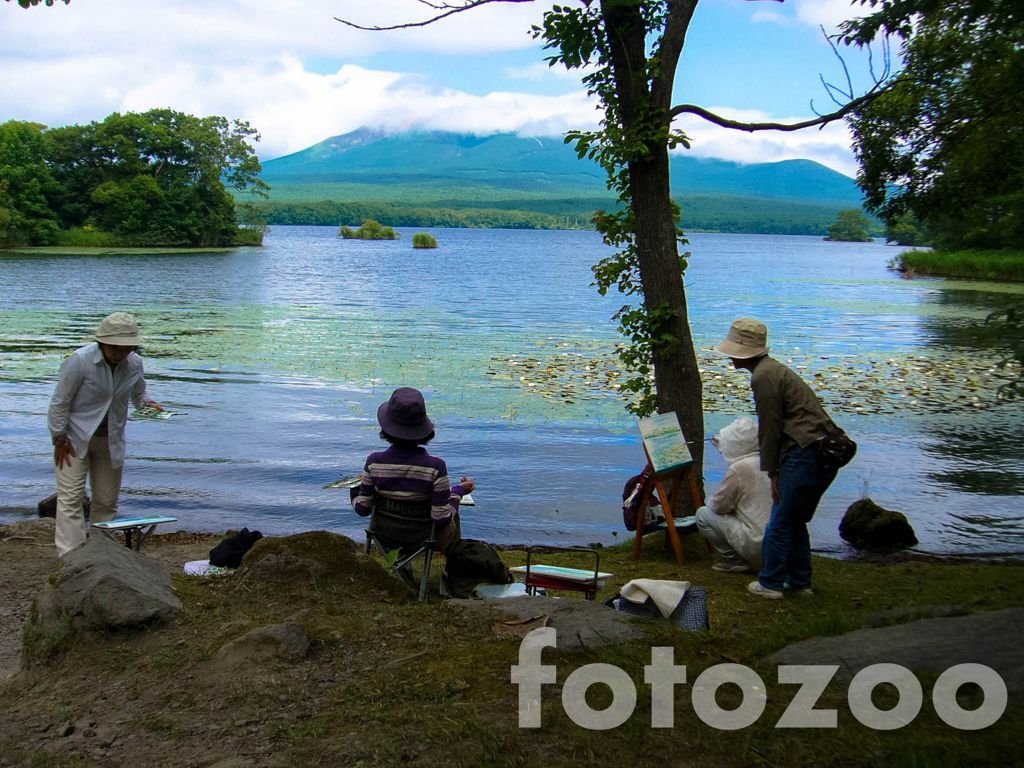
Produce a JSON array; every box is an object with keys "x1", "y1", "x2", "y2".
[{"x1": 759, "y1": 444, "x2": 836, "y2": 590}]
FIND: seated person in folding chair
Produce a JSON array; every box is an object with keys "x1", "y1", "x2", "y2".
[
  {"x1": 352, "y1": 387, "x2": 475, "y2": 580},
  {"x1": 695, "y1": 416, "x2": 772, "y2": 574}
]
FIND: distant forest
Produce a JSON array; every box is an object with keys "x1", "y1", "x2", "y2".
[
  {"x1": 248, "y1": 195, "x2": 870, "y2": 236},
  {"x1": 253, "y1": 129, "x2": 877, "y2": 236}
]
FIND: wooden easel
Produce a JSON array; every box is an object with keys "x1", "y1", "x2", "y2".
[
  {"x1": 632, "y1": 410, "x2": 705, "y2": 565},
  {"x1": 632, "y1": 459, "x2": 704, "y2": 565}
]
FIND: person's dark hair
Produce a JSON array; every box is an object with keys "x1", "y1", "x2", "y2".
[{"x1": 380, "y1": 429, "x2": 434, "y2": 448}]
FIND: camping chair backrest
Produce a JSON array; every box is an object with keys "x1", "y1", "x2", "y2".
[
  {"x1": 364, "y1": 495, "x2": 438, "y2": 602},
  {"x1": 365, "y1": 496, "x2": 435, "y2": 554}
]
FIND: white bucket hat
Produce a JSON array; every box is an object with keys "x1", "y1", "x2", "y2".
[
  {"x1": 716, "y1": 318, "x2": 768, "y2": 359},
  {"x1": 95, "y1": 312, "x2": 142, "y2": 346}
]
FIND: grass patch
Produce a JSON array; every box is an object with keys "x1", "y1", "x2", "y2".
[
  {"x1": 2, "y1": 246, "x2": 240, "y2": 256},
  {"x1": 898, "y1": 249, "x2": 1024, "y2": 281},
  {"x1": 21, "y1": 608, "x2": 73, "y2": 664},
  {"x1": 54, "y1": 226, "x2": 121, "y2": 248}
]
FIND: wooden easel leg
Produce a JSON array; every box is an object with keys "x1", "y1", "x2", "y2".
[
  {"x1": 655, "y1": 474, "x2": 685, "y2": 566},
  {"x1": 633, "y1": 483, "x2": 655, "y2": 560}
]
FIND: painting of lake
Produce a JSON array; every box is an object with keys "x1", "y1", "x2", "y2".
[{"x1": 1, "y1": 226, "x2": 1021, "y2": 557}]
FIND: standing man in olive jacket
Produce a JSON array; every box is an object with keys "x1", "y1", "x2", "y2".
[{"x1": 717, "y1": 318, "x2": 839, "y2": 599}]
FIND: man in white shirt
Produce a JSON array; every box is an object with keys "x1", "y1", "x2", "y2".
[{"x1": 48, "y1": 313, "x2": 162, "y2": 556}]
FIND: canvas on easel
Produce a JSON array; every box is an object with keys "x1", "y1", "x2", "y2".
[
  {"x1": 634, "y1": 411, "x2": 703, "y2": 565},
  {"x1": 638, "y1": 411, "x2": 693, "y2": 474}
]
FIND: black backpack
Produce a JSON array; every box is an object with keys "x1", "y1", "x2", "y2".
[
  {"x1": 622, "y1": 469, "x2": 660, "y2": 532},
  {"x1": 443, "y1": 539, "x2": 513, "y2": 598},
  {"x1": 209, "y1": 527, "x2": 263, "y2": 568}
]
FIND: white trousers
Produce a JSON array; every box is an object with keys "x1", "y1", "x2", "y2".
[
  {"x1": 695, "y1": 505, "x2": 742, "y2": 563},
  {"x1": 54, "y1": 433, "x2": 122, "y2": 557}
]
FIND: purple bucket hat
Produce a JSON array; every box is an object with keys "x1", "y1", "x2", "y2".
[{"x1": 377, "y1": 387, "x2": 435, "y2": 441}]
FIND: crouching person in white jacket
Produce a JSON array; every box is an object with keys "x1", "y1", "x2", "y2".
[{"x1": 696, "y1": 416, "x2": 772, "y2": 574}]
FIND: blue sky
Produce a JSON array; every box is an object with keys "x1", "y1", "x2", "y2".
[{"x1": 1, "y1": 0, "x2": 880, "y2": 176}]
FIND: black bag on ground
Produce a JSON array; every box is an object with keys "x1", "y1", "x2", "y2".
[
  {"x1": 443, "y1": 539, "x2": 513, "y2": 598},
  {"x1": 815, "y1": 427, "x2": 857, "y2": 472},
  {"x1": 37, "y1": 493, "x2": 91, "y2": 520},
  {"x1": 209, "y1": 527, "x2": 263, "y2": 568},
  {"x1": 604, "y1": 585, "x2": 710, "y2": 631}
]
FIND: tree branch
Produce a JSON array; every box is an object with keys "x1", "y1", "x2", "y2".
[
  {"x1": 650, "y1": 0, "x2": 699, "y2": 108},
  {"x1": 670, "y1": 86, "x2": 888, "y2": 133},
  {"x1": 335, "y1": 0, "x2": 530, "y2": 32}
]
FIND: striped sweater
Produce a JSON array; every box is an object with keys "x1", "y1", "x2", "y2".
[{"x1": 352, "y1": 445, "x2": 465, "y2": 525}]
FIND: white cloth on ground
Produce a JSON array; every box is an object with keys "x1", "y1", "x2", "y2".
[{"x1": 619, "y1": 579, "x2": 691, "y2": 618}]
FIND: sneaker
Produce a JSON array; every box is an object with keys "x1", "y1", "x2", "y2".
[
  {"x1": 712, "y1": 560, "x2": 751, "y2": 573},
  {"x1": 747, "y1": 581, "x2": 784, "y2": 600}
]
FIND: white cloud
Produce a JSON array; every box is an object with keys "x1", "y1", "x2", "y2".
[
  {"x1": 503, "y1": 60, "x2": 592, "y2": 84},
  {"x1": 748, "y1": 0, "x2": 868, "y2": 34},
  {"x1": 749, "y1": 9, "x2": 791, "y2": 26},
  {"x1": 676, "y1": 107, "x2": 858, "y2": 177},
  {"x1": 0, "y1": 0, "x2": 857, "y2": 172},
  {"x1": 248, "y1": 66, "x2": 600, "y2": 158},
  {"x1": 792, "y1": 0, "x2": 869, "y2": 32}
]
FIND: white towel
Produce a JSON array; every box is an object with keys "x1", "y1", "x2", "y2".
[{"x1": 619, "y1": 578, "x2": 691, "y2": 618}]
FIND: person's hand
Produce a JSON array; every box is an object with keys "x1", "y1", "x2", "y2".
[
  {"x1": 54, "y1": 437, "x2": 75, "y2": 469},
  {"x1": 459, "y1": 476, "x2": 476, "y2": 495},
  {"x1": 143, "y1": 399, "x2": 164, "y2": 411},
  {"x1": 770, "y1": 475, "x2": 780, "y2": 505}
]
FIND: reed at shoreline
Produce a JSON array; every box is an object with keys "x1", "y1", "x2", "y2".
[{"x1": 896, "y1": 248, "x2": 1024, "y2": 281}]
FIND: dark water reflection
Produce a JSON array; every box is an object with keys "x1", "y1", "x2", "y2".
[{"x1": 1, "y1": 228, "x2": 1022, "y2": 555}]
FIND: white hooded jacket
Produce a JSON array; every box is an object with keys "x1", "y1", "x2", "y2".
[{"x1": 702, "y1": 417, "x2": 772, "y2": 568}]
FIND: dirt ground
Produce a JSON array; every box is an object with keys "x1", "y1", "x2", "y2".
[
  {"x1": 0, "y1": 520, "x2": 218, "y2": 681},
  {"x1": 4, "y1": 518, "x2": 1023, "y2": 768},
  {"x1": 0, "y1": 520, "x2": 272, "y2": 768},
  {"x1": 0, "y1": 519, "x2": 535, "y2": 768}
]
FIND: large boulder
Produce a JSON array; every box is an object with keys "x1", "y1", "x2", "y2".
[
  {"x1": 448, "y1": 595, "x2": 647, "y2": 651},
  {"x1": 766, "y1": 607, "x2": 1024, "y2": 696},
  {"x1": 839, "y1": 498, "x2": 918, "y2": 552},
  {"x1": 25, "y1": 534, "x2": 182, "y2": 661}
]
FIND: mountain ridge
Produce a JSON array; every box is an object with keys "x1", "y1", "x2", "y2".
[{"x1": 260, "y1": 128, "x2": 863, "y2": 207}]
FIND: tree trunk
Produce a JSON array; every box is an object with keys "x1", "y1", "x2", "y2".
[
  {"x1": 602, "y1": 0, "x2": 705, "y2": 500},
  {"x1": 629, "y1": 151, "x2": 705, "y2": 491}
]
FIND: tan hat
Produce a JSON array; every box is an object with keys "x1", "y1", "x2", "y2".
[
  {"x1": 95, "y1": 312, "x2": 141, "y2": 346},
  {"x1": 716, "y1": 318, "x2": 768, "y2": 359}
]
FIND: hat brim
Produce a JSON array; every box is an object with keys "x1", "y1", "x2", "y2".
[
  {"x1": 715, "y1": 340, "x2": 767, "y2": 359},
  {"x1": 96, "y1": 334, "x2": 141, "y2": 346},
  {"x1": 376, "y1": 401, "x2": 435, "y2": 442}
]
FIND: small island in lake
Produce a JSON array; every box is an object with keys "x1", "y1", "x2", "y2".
[
  {"x1": 824, "y1": 209, "x2": 873, "y2": 242},
  {"x1": 338, "y1": 219, "x2": 399, "y2": 240},
  {"x1": 412, "y1": 232, "x2": 438, "y2": 249}
]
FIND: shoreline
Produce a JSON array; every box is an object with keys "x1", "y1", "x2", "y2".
[{"x1": 6, "y1": 515, "x2": 1024, "y2": 566}]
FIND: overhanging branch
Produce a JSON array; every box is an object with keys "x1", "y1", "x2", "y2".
[
  {"x1": 669, "y1": 87, "x2": 886, "y2": 133},
  {"x1": 335, "y1": 0, "x2": 530, "y2": 32}
]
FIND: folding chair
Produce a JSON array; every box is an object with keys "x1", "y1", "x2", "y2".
[{"x1": 364, "y1": 496, "x2": 439, "y2": 602}]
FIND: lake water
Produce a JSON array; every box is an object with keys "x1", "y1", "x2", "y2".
[{"x1": 2, "y1": 226, "x2": 1022, "y2": 557}]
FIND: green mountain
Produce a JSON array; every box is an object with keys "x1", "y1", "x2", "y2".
[{"x1": 254, "y1": 128, "x2": 869, "y2": 234}]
